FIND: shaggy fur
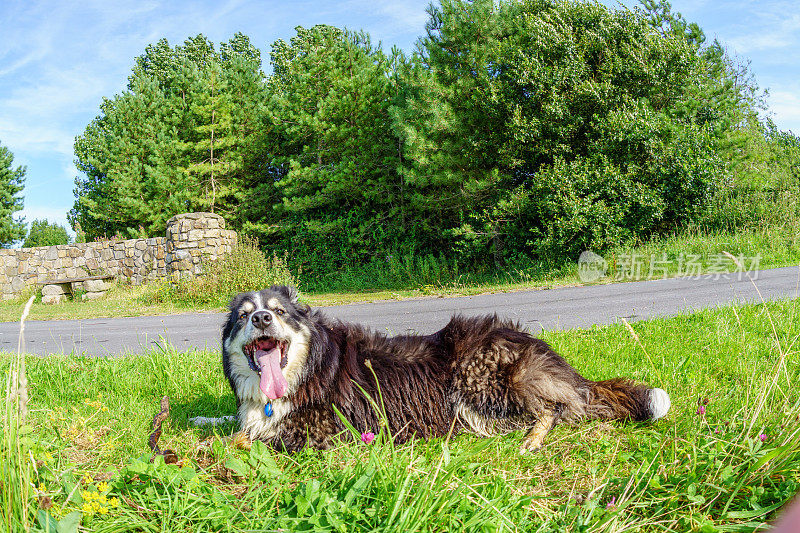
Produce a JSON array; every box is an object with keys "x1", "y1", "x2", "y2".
[{"x1": 222, "y1": 286, "x2": 670, "y2": 453}]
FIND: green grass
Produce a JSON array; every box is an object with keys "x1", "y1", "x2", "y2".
[
  {"x1": 3, "y1": 223, "x2": 800, "y2": 323},
  {"x1": 3, "y1": 297, "x2": 799, "y2": 531}
]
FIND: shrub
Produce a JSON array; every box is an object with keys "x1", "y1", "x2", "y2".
[
  {"x1": 155, "y1": 235, "x2": 298, "y2": 307},
  {"x1": 22, "y1": 219, "x2": 70, "y2": 248}
]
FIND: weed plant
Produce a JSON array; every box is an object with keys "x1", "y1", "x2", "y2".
[
  {"x1": 147, "y1": 235, "x2": 298, "y2": 308},
  {"x1": 1, "y1": 372, "x2": 36, "y2": 531},
  {"x1": 1, "y1": 297, "x2": 37, "y2": 531}
]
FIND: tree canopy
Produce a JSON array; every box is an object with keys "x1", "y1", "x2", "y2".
[
  {"x1": 70, "y1": 33, "x2": 264, "y2": 238},
  {"x1": 70, "y1": 0, "x2": 800, "y2": 280},
  {"x1": 23, "y1": 219, "x2": 71, "y2": 248}
]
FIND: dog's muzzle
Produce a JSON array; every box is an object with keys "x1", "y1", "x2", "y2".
[{"x1": 240, "y1": 315, "x2": 290, "y2": 400}]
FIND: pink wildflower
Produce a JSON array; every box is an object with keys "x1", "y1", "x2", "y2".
[
  {"x1": 606, "y1": 496, "x2": 616, "y2": 510},
  {"x1": 361, "y1": 431, "x2": 376, "y2": 444},
  {"x1": 760, "y1": 433, "x2": 767, "y2": 442},
  {"x1": 696, "y1": 406, "x2": 706, "y2": 416}
]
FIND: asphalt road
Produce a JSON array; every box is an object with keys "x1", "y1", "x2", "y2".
[{"x1": 2, "y1": 266, "x2": 799, "y2": 356}]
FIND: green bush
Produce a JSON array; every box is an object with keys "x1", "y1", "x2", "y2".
[
  {"x1": 22, "y1": 219, "x2": 70, "y2": 248},
  {"x1": 699, "y1": 187, "x2": 800, "y2": 232}
]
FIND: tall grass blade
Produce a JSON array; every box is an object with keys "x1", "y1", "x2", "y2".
[{"x1": 2, "y1": 294, "x2": 36, "y2": 531}]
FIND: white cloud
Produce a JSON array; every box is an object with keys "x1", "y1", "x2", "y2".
[
  {"x1": 372, "y1": 0, "x2": 429, "y2": 36},
  {"x1": 1, "y1": 66, "x2": 109, "y2": 118},
  {"x1": 0, "y1": 123, "x2": 74, "y2": 159},
  {"x1": 725, "y1": 12, "x2": 800, "y2": 53},
  {"x1": 767, "y1": 89, "x2": 800, "y2": 133}
]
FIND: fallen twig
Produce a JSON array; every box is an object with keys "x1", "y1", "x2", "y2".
[{"x1": 148, "y1": 395, "x2": 178, "y2": 464}]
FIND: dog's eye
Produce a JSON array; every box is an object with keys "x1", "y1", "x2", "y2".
[
  {"x1": 275, "y1": 308, "x2": 285, "y2": 316},
  {"x1": 238, "y1": 311, "x2": 248, "y2": 320}
]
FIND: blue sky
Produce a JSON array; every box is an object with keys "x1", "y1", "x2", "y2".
[{"x1": 0, "y1": 0, "x2": 798, "y2": 237}]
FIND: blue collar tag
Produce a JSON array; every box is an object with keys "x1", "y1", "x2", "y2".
[{"x1": 264, "y1": 402, "x2": 273, "y2": 417}]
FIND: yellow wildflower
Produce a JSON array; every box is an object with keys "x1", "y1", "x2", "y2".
[
  {"x1": 82, "y1": 474, "x2": 93, "y2": 484},
  {"x1": 99, "y1": 507, "x2": 108, "y2": 515},
  {"x1": 97, "y1": 482, "x2": 109, "y2": 492},
  {"x1": 38, "y1": 483, "x2": 46, "y2": 492},
  {"x1": 81, "y1": 502, "x2": 93, "y2": 514},
  {"x1": 109, "y1": 497, "x2": 119, "y2": 507}
]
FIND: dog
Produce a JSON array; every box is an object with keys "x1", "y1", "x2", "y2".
[{"x1": 221, "y1": 285, "x2": 670, "y2": 453}]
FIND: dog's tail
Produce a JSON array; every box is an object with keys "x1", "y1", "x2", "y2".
[{"x1": 584, "y1": 378, "x2": 670, "y2": 421}]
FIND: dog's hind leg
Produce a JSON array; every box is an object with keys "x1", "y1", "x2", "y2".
[
  {"x1": 519, "y1": 403, "x2": 564, "y2": 454},
  {"x1": 510, "y1": 339, "x2": 671, "y2": 435}
]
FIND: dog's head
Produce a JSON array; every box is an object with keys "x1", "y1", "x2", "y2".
[{"x1": 222, "y1": 286, "x2": 312, "y2": 403}]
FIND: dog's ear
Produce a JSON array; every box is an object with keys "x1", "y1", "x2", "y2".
[
  {"x1": 228, "y1": 292, "x2": 246, "y2": 311},
  {"x1": 278, "y1": 285, "x2": 310, "y2": 314},
  {"x1": 272, "y1": 285, "x2": 300, "y2": 304},
  {"x1": 286, "y1": 286, "x2": 300, "y2": 304},
  {"x1": 271, "y1": 285, "x2": 300, "y2": 304}
]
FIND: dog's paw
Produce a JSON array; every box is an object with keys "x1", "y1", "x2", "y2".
[
  {"x1": 231, "y1": 431, "x2": 252, "y2": 450},
  {"x1": 189, "y1": 415, "x2": 236, "y2": 426},
  {"x1": 518, "y1": 441, "x2": 541, "y2": 455}
]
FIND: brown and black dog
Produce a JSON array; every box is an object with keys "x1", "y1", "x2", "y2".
[{"x1": 221, "y1": 286, "x2": 670, "y2": 453}]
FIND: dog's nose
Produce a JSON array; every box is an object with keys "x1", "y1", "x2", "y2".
[{"x1": 251, "y1": 310, "x2": 272, "y2": 329}]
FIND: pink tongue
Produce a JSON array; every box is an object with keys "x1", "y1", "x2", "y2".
[{"x1": 256, "y1": 347, "x2": 287, "y2": 400}]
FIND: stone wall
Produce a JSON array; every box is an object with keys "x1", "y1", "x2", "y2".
[
  {"x1": 0, "y1": 212, "x2": 237, "y2": 300},
  {"x1": 165, "y1": 212, "x2": 237, "y2": 280}
]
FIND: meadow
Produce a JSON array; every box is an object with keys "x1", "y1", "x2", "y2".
[
  {"x1": 3, "y1": 296, "x2": 799, "y2": 532},
  {"x1": 3, "y1": 1, "x2": 800, "y2": 529}
]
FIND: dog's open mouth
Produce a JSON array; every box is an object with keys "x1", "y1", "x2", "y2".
[{"x1": 243, "y1": 337, "x2": 289, "y2": 400}]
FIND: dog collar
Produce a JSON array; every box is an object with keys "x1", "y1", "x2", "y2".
[{"x1": 264, "y1": 402, "x2": 273, "y2": 417}]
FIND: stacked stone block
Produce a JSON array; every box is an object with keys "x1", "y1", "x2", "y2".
[
  {"x1": 165, "y1": 212, "x2": 237, "y2": 280},
  {"x1": 40, "y1": 277, "x2": 114, "y2": 304},
  {"x1": 0, "y1": 238, "x2": 167, "y2": 301}
]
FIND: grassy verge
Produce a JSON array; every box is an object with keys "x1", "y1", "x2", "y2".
[
  {"x1": 2, "y1": 224, "x2": 800, "y2": 323},
  {"x1": 3, "y1": 298, "x2": 799, "y2": 531}
]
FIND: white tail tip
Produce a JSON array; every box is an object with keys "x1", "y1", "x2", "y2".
[{"x1": 649, "y1": 388, "x2": 671, "y2": 420}]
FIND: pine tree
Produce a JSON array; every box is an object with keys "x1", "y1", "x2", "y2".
[
  {"x1": 74, "y1": 222, "x2": 87, "y2": 243},
  {"x1": 0, "y1": 140, "x2": 26, "y2": 247},
  {"x1": 248, "y1": 25, "x2": 403, "y2": 264},
  {"x1": 72, "y1": 34, "x2": 265, "y2": 238},
  {"x1": 182, "y1": 61, "x2": 238, "y2": 213},
  {"x1": 71, "y1": 72, "x2": 194, "y2": 237}
]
